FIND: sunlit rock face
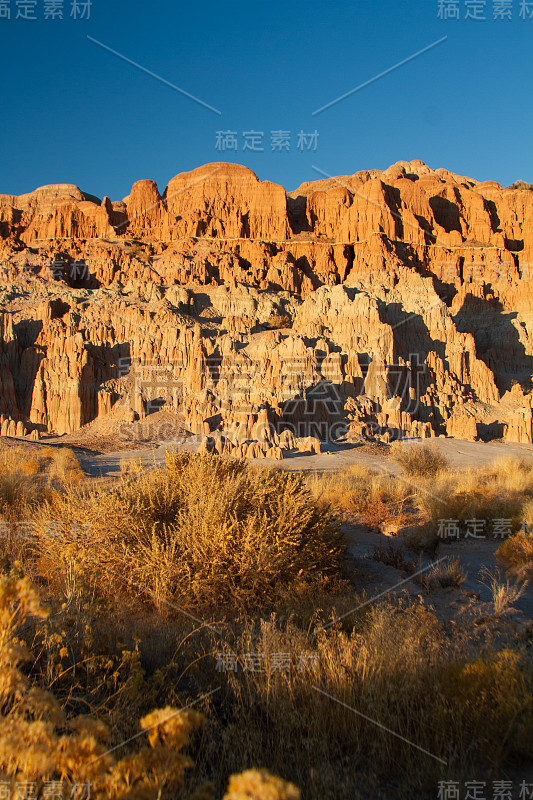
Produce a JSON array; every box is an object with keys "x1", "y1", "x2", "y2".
[{"x1": 0, "y1": 160, "x2": 532, "y2": 446}]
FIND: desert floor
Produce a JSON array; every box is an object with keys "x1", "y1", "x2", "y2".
[
  {"x1": 66, "y1": 436, "x2": 533, "y2": 620},
  {"x1": 77, "y1": 435, "x2": 533, "y2": 477},
  {"x1": 5, "y1": 431, "x2": 532, "y2": 623}
]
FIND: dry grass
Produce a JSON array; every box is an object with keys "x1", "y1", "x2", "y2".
[
  {"x1": 11, "y1": 586, "x2": 533, "y2": 799},
  {"x1": 197, "y1": 603, "x2": 533, "y2": 797},
  {"x1": 438, "y1": 647, "x2": 533, "y2": 765},
  {"x1": 417, "y1": 457, "x2": 533, "y2": 537},
  {"x1": 416, "y1": 557, "x2": 467, "y2": 591},
  {"x1": 479, "y1": 566, "x2": 529, "y2": 615},
  {"x1": 0, "y1": 572, "x2": 297, "y2": 799},
  {"x1": 497, "y1": 531, "x2": 533, "y2": 579},
  {"x1": 0, "y1": 446, "x2": 83, "y2": 519},
  {"x1": 0, "y1": 450, "x2": 532, "y2": 797},
  {"x1": 30, "y1": 451, "x2": 346, "y2": 612},
  {"x1": 371, "y1": 541, "x2": 416, "y2": 574},
  {"x1": 309, "y1": 457, "x2": 533, "y2": 532},
  {"x1": 496, "y1": 496, "x2": 533, "y2": 579},
  {"x1": 306, "y1": 464, "x2": 413, "y2": 527},
  {"x1": 0, "y1": 572, "x2": 209, "y2": 800},
  {"x1": 308, "y1": 456, "x2": 533, "y2": 564},
  {"x1": 0, "y1": 445, "x2": 83, "y2": 484},
  {"x1": 391, "y1": 442, "x2": 449, "y2": 478}
]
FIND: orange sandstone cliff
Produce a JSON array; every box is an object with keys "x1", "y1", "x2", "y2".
[{"x1": 0, "y1": 160, "x2": 532, "y2": 446}]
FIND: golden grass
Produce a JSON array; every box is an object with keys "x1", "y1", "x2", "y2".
[
  {"x1": 198, "y1": 603, "x2": 533, "y2": 797},
  {"x1": 497, "y1": 532, "x2": 533, "y2": 579},
  {"x1": 306, "y1": 464, "x2": 413, "y2": 527},
  {"x1": 312, "y1": 455, "x2": 533, "y2": 536},
  {"x1": 419, "y1": 458, "x2": 533, "y2": 536},
  {"x1": 391, "y1": 442, "x2": 450, "y2": 477},
  {"x1": 21, "y1": 591, "x2": 533, "y2": 798},
  {"x1": 0, "y1": 572, "x2": 210, "y2": 799},
  {"x1": 31, "y1": 451, "x2": 346, "y2": 612},
  {"x1": 479, "y1": 566, "x2": 529, "y2": 614},
  {"x1": 309, "y1": 456, "x2": 533, "y2": 576},
  {"x1": 0, "y1": 445, "x2": 83, "y2": 484},
  {"x1": 0, "y1": 446, "x2": 83, "y2": 520},
  {"x1": 439, "y1": 648, "x2": 533, "y2": 765},
  {"x1": 0, "y1": 450, "x2": 532, "y2": 797}
]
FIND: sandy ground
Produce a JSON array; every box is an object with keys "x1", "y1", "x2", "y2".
[
  {"x1": 343, "y1": 520, "x2": 533, "y2": 620},
  {"x1": 77, "y1": 436, "x2": 533, "y2": 478}
]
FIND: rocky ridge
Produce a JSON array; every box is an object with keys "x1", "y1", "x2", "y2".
[{"x1": 0, "y1": 159, "x2": 532, "y2": 450}]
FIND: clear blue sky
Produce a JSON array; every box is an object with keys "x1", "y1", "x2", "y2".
[{"x1": 1, "y1": 0, "x2": 532, "y2": 200}]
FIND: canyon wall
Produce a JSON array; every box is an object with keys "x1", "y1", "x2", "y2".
[{"x1": 0, "y1": 159, "x2": 532, "y2": 445}]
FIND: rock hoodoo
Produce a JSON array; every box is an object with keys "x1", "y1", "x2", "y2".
[{"x1": 0, "y1": 160, "x2": 532, "y2": 446}]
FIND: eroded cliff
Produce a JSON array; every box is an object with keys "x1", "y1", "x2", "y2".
[{"x1": 0, "y1": 159, "x2": 532, "y2": 447}]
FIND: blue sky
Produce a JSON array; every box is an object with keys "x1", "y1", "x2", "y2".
[{"x1": 0, "y1": 0, "x2": 532, "y2": 200}]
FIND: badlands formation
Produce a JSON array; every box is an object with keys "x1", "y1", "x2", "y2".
[{"x1": 0, "y1": 159, "x2": 532, "y2": 456}]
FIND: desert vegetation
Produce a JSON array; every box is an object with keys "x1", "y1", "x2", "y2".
[
  {"x1": 305, "y1": 463, "x2": 414, "y2": 527},
  {"x1": 30, "y1": 451, "x2": 344, "y2": 612},
  {"x1": 0, "y1": 445, "x2": 532, "y2": 798},
  {"x1": 498, "y1": 531, "x2": 533, "y2": 580},
  {"x1": 508, "y1": 180, "x2": 533, "y2": 190},
  {"x1": 309, "y1": 450, "x2": 533, "y2": 546},
  {"x1": 266, "y1": 312, "x2": 292, "y2": 330},
  {"x1": 390, "y1": 442, "x2": 450, "y2": 478}
]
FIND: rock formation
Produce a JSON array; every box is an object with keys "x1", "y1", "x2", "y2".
[{"x1": 0, "y1": 159, "x2": 532, "y2": 446}]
